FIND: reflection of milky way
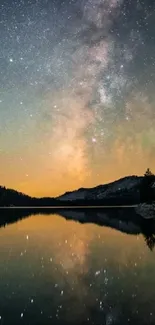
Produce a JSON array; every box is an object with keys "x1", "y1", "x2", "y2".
[
  {"x1": 1, "y1": 214, "x2": 155, "y2": 324},
  {"x1": 44, "y1": 215, "x2": 91, "y2": 273},
  {"x1": 1, "y1": 0, "x2": 155, "y2": 195}
]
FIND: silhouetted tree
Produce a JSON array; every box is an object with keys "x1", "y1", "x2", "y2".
[
  {"x1": 140, "y1": 169, "x2": 155, "y2": 203},
  {"x1": 144, "y1": 168, "x2": 154, "y2": 177}
]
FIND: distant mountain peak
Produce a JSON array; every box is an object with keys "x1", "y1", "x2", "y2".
[
  {"x1": 0, "y1": 174, "x2": 155, "y2": 206},
  {"x1": 57, "y1": 175, "x2": 144, "y2": 203}
]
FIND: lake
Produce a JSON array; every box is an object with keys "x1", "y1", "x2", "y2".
[{"x1": 0, "y1": 210, "x2": 155, "y2": 324}]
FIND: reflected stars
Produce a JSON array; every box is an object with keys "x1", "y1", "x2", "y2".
[
  {"x1": 92, "y1": 137, "x2": 97, "y2": 143},
  {"x1": 0, "y1": 211, "x2": 155, "y2": 324}
]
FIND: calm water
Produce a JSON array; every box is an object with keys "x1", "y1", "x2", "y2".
[{"x1": 0, "y1": 212, "x2": 155, "y2": 325}]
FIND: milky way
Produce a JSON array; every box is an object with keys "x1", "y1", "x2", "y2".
[{"x1": 0, "y1": 0, "x2": 155, "y2": 196}]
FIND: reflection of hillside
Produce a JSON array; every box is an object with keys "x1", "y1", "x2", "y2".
[
  {"x1": 1, "y1": 207, "x2": 155, "y2": 250},
  {"x1": 57, "y1": 208, "x2": 141, "y2": 234},
  {"x1": 57, "y1": 208, "x2": 155, "y2": 246},
  {"x1": 0, "y1": 209, "x2": 31, "y2": 228}
]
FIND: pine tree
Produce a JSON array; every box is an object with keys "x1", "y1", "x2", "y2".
[{"x1": 144, "y1": 168, "x2": 154, "y2": 177}]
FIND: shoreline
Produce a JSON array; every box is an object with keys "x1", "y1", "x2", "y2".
[{"x1": 0, "y1": 205, "x2": 138, "y2": 209}]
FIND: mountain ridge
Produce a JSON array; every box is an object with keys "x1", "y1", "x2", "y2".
[
  {"x1": 0, "y1": 173, "x2": 155, "y2": 206},
  {"x1": 57, "y1": 175, "x2": 143, "y2": 201}
]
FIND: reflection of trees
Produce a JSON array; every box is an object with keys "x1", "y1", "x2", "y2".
[
  {"x1": 144, "y1": 234, "x2": 155, "y2": 251},
  {"x1": 141, "y1": 218, "x2": 155, "y2": 251}
]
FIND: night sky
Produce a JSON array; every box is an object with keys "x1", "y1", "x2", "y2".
[{"x1": 0, "y1": 0, "x2": 155, "y2": 197}]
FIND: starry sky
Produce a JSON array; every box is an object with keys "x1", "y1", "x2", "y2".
[{"x1": 0, "y1": 0, "x2": 155, "y2": 197}]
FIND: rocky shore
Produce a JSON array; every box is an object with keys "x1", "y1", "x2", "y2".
[{"x1": 136, "y1": 203, "x2": 155, "y2": 219}]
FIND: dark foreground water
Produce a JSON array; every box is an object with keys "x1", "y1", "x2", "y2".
[{"x1": 0, "y1": 211, "x2": 155, "y2": 325}]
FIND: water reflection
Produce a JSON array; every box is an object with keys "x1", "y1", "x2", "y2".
[
  {"x1": 0, "y1": 210, "x2": 155, "y2": 324},
  {"x1": 1, "y1": 207, "x2": 155, "y2": 251}
]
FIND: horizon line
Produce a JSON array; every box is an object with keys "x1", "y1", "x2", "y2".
[{"x1": 0, "y1": 173, "x2": 146, "y2": 199}]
